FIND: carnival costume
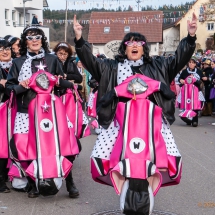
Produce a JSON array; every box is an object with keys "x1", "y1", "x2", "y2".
[
  {"x1": 87, "y1": 78, "x2": 101, "y2": 134},
  {"x1": 61, "y1": 87, "x2": 91, "y2": 139},
  {"x1": 178, "y1": 68, "x2": 204, "y2": 125},
  {"x1": 92, "y1": 72, "x2": 182, "y2": 215},
  {"x1": 0, "y1": 60, "x2": 13, "y2": 193},
  {"x1": 55, "y1": 54, "x2": 90, "y2": 139},
  {"x1": 6, "y1": 50, "x2": 81, "y2": 197},
  {"x1": 75, "y1": 34, "x2": 196, "y2": 214},
  {"x1": 202, "y1": 64, "x2": 214, "y2": 115}
]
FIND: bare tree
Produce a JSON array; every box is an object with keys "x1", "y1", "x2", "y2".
[{"x1": 159, "y1": 35, "x2": 179, "y2": 54}]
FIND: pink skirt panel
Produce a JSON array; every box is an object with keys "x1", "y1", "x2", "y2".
[
  {"x1": 26, "y1": 156, "x2": 72, "y2": 179},
  {"x1": 0, "y1": 101, "x2": 9, "y2": 158},
  {"x1": 110, "y1": 159, "x2": 162, "y2": 196},
  {"x1": 62, "y1": 90, "x2": 83, "y2": 139},
  {"x1": 91, "y1": 119, "x2": 99, "y2": 129},
  {"x1": 180, "y1": 84, "x2": 202, "y2": 110}
]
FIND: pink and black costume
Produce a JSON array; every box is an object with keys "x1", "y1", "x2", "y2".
[
  {"x1": 0, "y1": 58, "x2": 13, "y2": 193},
  {"x1": 55, "y1": 53, "x2": 90, "y2": 139},
  {"x1": 61, "y1": 87, "x2": 91, "y2": 139},
  {"x1": 75, "y1": 33, "x2": 195, "y2": 215},
  {"x1": 87, "y1": 78, "x2": 101, "y2": 134},
  {"x1": 177, "y1": 67, "x2": 204, "y2": 125},
  {"x1": 6, "y1": 49, "x2": 81, "y2": 197}
]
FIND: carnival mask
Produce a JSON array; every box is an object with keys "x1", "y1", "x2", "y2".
[
  {"x1": 36, "y1": 73, "x2": 50, "y2": 90},
  {"x1": 127, "y1": 78, "x2": 148, "y2": 94}
]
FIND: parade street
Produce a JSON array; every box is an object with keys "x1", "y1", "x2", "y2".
[{"x1": 0, "y1": 111, "x2": 215, "y2": 215}]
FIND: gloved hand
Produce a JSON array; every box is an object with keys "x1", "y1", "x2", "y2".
[
  {"x1": 160, "y1": 82, "x2": 175, "y2": 99},
  {"x1": 99, "y1": 89, "x2": 117, "y2": 107},
  {"x1": 77, "y1": 84, "x2": 82, "y2": 90},
  {"x1": 97, "y1": 89, "x2": 117, "y2": 113},
  {"x1": 59, "y1": 78, "x2": 74, "y2": 89},
  {"x1": 88, "y1": 79, "x2": 99, "y2": 88}
]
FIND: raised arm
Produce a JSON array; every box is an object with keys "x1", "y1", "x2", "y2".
[
  {"x1": 163, "y1": 13, "x2": 197, "y2": 82},
  {"x1": 73, "y1": 15, "x2": 113, "y2": 83}
]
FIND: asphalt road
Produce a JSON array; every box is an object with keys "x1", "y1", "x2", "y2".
[{"x1": 0, "y1": 111, "x2": 215, "y2": 215}]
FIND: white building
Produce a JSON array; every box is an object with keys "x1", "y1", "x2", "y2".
[
  {"x1": 159, "y1": 23, "x2": 180, "y2": 56},
  {"x1": 0, "y1": 0, "x2": 49, "y2": 40}
]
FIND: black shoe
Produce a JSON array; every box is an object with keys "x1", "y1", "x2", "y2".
[
  {"x1": 186, "y1": 122, "x2": 191, "y2": 125},
  {"x1": 192, "y1": 122, "x2": 198, "y2": 127},
  {"x1": 28, "y1": 186, "x2": 39, "y2": 198},
  {"x1": 0, "y1": 176, "x2": 10, "y2": 193},
  {"x1": 66, "y1": 181, "x2": 79, "y2": 198},
  {"x1": 66, "y1": 171, "x2": 79, "y2": 198},
  {"x1": 0, "y1": 183, "x2": 10, "y2": 193}
]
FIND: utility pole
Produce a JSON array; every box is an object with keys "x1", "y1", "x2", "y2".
[
  {"x1": 136, "y1": 0, "x2": 141, "y2": 11},
  {"x1": 65, "y1": 0, "x2": 68, "y2": 42},
  {"x1": 24, "y1": 0, "x2": 26, "y2": 28}
]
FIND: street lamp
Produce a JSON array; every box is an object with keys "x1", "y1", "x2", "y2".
[{"x1": 23, "y1": 0, "x2": 32, "y2": 28}]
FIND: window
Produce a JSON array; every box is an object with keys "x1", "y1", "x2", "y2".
[
  {"x1": 26, "y1": 13, "x2": 30, "y2": 24},
  {"x1": 12, "y1": 11, "x2": 16, "y2": 26},
  {"x1": 5, "y1": 9, "x2": 10, "y2": 25},
  {"x1": 207, "y1": 23, "x2": 214, "y2": 31},
  {"x1": 12, "y1": 11, "x2": 16, "y2": 21},
  {"x1": 104, "y1": 27, "x2": 110, "y2": 33},
  {"x1": 19, "y1": 13, "x2": 22, "y2": 25},
  {"x1": 124, "y1": 26, "x2": 130, "y2": 33},
  {"x1": 5, "y1": 9, "x2": 9, "y2": 19}
]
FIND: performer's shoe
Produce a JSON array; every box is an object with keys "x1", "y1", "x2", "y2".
[
  {"x1": 66, "y1": 181, "x2": 79, "y2": 198},
  {"x1": 120, "y1": 178, "x2": 154, "y2": 215},
  {"x1": 27, "y1": 177, "x2": 39, "y2": 198},
  {"x1": 186, "y1": 122, "x2": 191, "y2": 125},
  {"x1": 0, "y1": 176, "x2": 10, "y2": 193},
  {"x1": 28, "y1": 186, "x2": 39, "y2": 198},
  {"x1": 192, "y1": 122, "x2": 198, "y2": 127},
  {"x1": 66, "y1": 171, "x2": 79, "y2": 198}
]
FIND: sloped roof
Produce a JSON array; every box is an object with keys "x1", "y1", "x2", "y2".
[
  {"x1": 163, "y1": 20, "x2": 179, "y2": 30},
  {"x1": 88, "y1": 11, "x2": 163, "y2": 44}
]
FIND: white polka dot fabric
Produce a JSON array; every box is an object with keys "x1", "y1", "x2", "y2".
[
  {"x1": 87, "y1": 92, "x2": 94, "y2": 109},
  {"x1": 0, "y1": 61, "x2": 12, "y2": 69},
  {"x1": 91, "y1": 121, "x2": 120, "y2": 159},
  {"x1": 18, "y1": 49, "x2": 45, "y2": 82},
  {"x1": 14, "y1": 112, "x2": 29, "y2": 134},
  {"x1": 83, "y1": 111, "x2": 89, "y2": 125},
  {"x1": 161, "y1": 120, "x2": 181, "y2": 156},
  {"x1": 117, "y1": 58, "x2": 143, "y2": 85}
]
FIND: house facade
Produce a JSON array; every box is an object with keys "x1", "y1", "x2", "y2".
[
  {"x1": 176, "y1": 0, "x2": 214, "y2": 51},
  {"x1": 0, "y1": 0, "x2": 49, "y2": 40},
  {"x1": 159, "y1": 23, "x2": 180, "y2": 55},
  {"x1": 88, "y1": 11, "x2": 163, "y2": 58}
]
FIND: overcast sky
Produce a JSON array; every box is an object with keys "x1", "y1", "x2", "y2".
[{"x1": 47, "y1": 0, "x2": 194, "y2": 11}]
